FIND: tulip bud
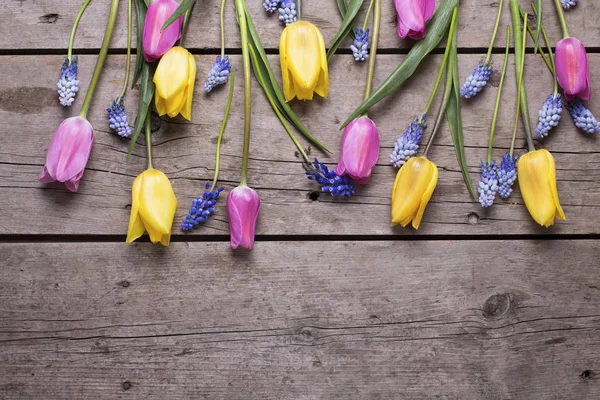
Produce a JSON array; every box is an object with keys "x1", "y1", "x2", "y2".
[
  {"x1": 336, "y1": 116, "x2": 380, "y2": 184},
  {"x1": 126, "y1": 169, "x2": 178, "y2": 246},
  {"x1": 280, "y1": 21, "x2": 329, "y2": 102},
  {"x1": 142, "y1": 0, "x2": 183, "y2": 62},
  {"x1": 391, "y1": 156, "x2": 438, "y2": 230},
  {"x1": 39, "y1": 116, "x2": 94, "y2": 192},
  {"x1": 227, "y1": 185, "x2": 261, "y2": 249},
  {"x1": 153, "y1": 46, "x2": 196, "y2": 120},
  {"x1": 517, "y1": 149, "x2": 566, "y2": 227},
  {"x1": 555, "y1": 37, "x2": 591, "y2": 101},
  {"x1": 394, "y1": 0, "x2": 435, "y2": 40}
]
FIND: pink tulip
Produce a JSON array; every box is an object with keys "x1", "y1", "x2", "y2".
[
  {"x1": 142, "y1": 0, "x2": 183, "y2": 62},
  {"x1": 227, "y1": 185, "x2": 261, "y2": 250},
  {"x1": 336, "y1": 116, "x2": 380, "y2": 184},
  {"x1": 555, "y1": 37, "x2": 591, "y2": 101},
  {"x1": 394, "y1": 0, "x2": 435, "y2": 40},
  {"x1": 39, "y1": 116, "x2": 94, "y2": 192}
]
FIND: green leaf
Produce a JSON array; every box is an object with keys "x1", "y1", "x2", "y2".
[
  {"x1": 132, "y1": 0, "x2": 147, "y2": 88},
  {"x1": 327, "y1": 0, "x2": 364, "y2": 62},
  {"x1": 341, "y1": 0, "x2": 458, "y2": 128},
  {"x1": 242, "y1": 3, "x2": 331, "y2": 153},
  {"x1": 127, "y1": 61, "x2": 155, "y2": 160},
  {"x1": 336, "y1": 0, "x2": 347, "y2": 16},
  {"x1": 161, "y1": 0, "x2": 196, "y2": 31},
  {"x1": 534, "y1": 0, "x2": 542, "y2": 54}
]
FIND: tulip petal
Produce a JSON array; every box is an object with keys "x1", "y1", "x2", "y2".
[
  {"x1": 391, "y1": 157, "x2": 436, "y2": 228},
  {"x1": 412, "y1": 161, "x2": 438, "y2": 230},
  {"x1": 314, "y1": 27, "x2": 329, "y2": 99},
  {"x1": 556, "y1": 38, "x2": 591, "y2": 101},
  {"x1": 155, "y1": 94, "x2": 168, "y2": 116},
  {"x1": 180, "y1": 52, "x2": 197, "y2": 121},
  {"x1": 279, "y1": 28, "x2": 295, "y2": 102},
  {"x1": 166, "y1": 89, "x2": 186, "y2": 118},
  {"x1": 546, "y1": 150, "x2": 566, "y2": 223},
  {"x1": 137, "y1": 169, "x2": 178, "y2": 237},
  {"x1": 126, "y1": 173, "x2": 146, "y2": 243},
  {"x1": 227, "y1": 195, "x2": 242, "y2": 249},
  {"x1": 142, "y1": 0, "x2": 182, "y2": 62},
  {"x1": 154, "y1": 47, "x2": 189, "y2": 100},
  {"x1": 336, "y1": 117, "x2": 379, "y2": 184},
  {"x1": 285, "y1": 22, "x2": 321, "y2": 100},
  {"x1": 38, "y1": 166, "x2": 55, "y2": 184}
]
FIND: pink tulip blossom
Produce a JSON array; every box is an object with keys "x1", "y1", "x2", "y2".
[
  {"x1": 555, "y1": 37, "x2": 591, "y2": 101},
  {"x1": 227, "y1": 185, "x2": 260, "y2": 249},
  {"x1": 394, "y1": 0, "x2": 435, "y2": 40},
  {"x1": 39, "y1": 116, "x2": 94, "y2": 192},
  {"x1": 336, "y1": 116, "x2": 380, "y2": 184},
  {"x1": 142, "y1": 0, "x2": 183, "y2": 62}
]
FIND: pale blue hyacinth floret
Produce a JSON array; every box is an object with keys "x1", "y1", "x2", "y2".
[
  {"x1": 390, "y1": 114, "x2": 427, "y2": 168},
  {"x1": 279, "y1": 0, "x2": 297, "y2": 26},
  {"x1": 350, "y1": 28, "x2": 369, "y2": 62},
  {"x1": 57, "y1": 56, "x2": 80, "y2": 107},
  {"x1": 567, "y1": 98, "x2": 600, "y2": 134},
  {"x1": 204, "y1": 56, "x2": 231, "y2": 93},
  {"x1": 478, "y1": 161, "x2": 499, "y2": 207},
  {"x1": 263, "y1": 0, "x2": 280, "y2": 13},
  {"x1": 535, "y1": 93, "x2": 562, "y2": 139},
  {"x1": 107, "y1": 99, "x2": 132, "y2": 138},
  {"x1": 460, "y1": 60, "x2": 493, "y2": 99},
  {"x1": 497, "y1": 153, "x2": 517, "y2": 199},
  {"x1": 561, "y1": 0, "x2": 578, "y2": 10}
]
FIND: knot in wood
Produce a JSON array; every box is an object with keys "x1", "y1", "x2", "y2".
[
  {"x1": 483, "y1": 293, "x2": 511, "y2": 319},
  {"x1": 122, "y1": 381, "x2": 132, "y2": 390},
  {"x1": 298, "y1": 327, "x2": 316, "y2": 341}
]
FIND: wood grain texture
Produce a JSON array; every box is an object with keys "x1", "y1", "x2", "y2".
[
  {"x1": 1, "y1": 53, "x2": 598, "y2": 236},
  {"x1": 0, "y1": 240, "x2": 599, "y2": 399},
  {"x1": 2, "y1": 0, "x2": 599, "y2": 50}
]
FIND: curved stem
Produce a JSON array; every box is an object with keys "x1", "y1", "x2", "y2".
[
  {"x1": 180, "y1": 4, "x2": 195, "y2": 46},
  {"x1": 211, "y1": 70, "x2": 235, "y2": 190},
  {"x1": 533, "y1": 2, "x2": 558, "y2": 96},
  {"x1": 296, "y1": 0, "x2": 302, "y2": 21},
  {"x1": 485, "y1": 0, "x2": 503, "y2": 63},
  {"x1": 522, "y1": 8, "x2": 553, "y2": 73},
  {"x1": 119, "y1": 0, "x2": 133, "y2": 100},
  {"x1": 488, "y1": 26, "x2": 511, "y2": 163},
  {"x1": 220, "y1": 0, "x2": 227, "y2": 58},
  {"x1": 362, "y1": 0, "x2": 375, "y2": 31},
  {"x1": 552, "y1": 0, "x2": 570, "y2": 38},
  {"x1": 362, "y1": 0, "x2": 380, "y2": 101},
  {"x1": 236, "y1": 0, "x2": 251, "y2": 186},
  {"x1": 424, "y1": 27, "x2": 453, "y2": 114},
  {"x1": 79, "y1": 0, "x2": 120, "y2": 119},
  {"x1": 145, "y1": 113, "x2": 153, "y2": 170},
  {"x1": 510, "y1": 15, "x2": 530, "y2": 156},
  {"x1": 68, "y1": 0, "x2": 93, "y2": 63}
]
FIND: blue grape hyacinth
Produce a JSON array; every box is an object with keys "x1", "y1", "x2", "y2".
[
  {"x1": 478, "y1": 161, "x2": 499, "y2": 207},
  {"x1": 278, "y1": 0, "x2": 297, "y2": 26},
  {"x1": 263, "y1": 0, "x2": 280, "y2": 13},
  {"x1": 497, "y1": 153, "x2": 517, "y2": 199},
  {"x1": 567, "y1": 98, "x2": 600, "y2": 134},
  {"x1": 460, "y1": 60, "x2": 493, "y2": 99},
  {"x1": 561, "y1": 0, "x2": 578, "y2": 10},
  {"x1": 181, "y1": 183, "x2": 224, "y2": 231},
  {"x1": 204, "y1": 56, "x2": 231, "y2": 93},
  {"x1": 306, "y1": 159, "x2": 355, "y2": 197},
  {"x1": 57, "y1": 56, "x2": 80, "y2": 107},
  {"x1": 535, "y1": 94, "x2": 562, "y2": 139},
  {"x1": 350, "y1": 28, "x2": 369, "y2": 62},
  {"x1": 107, "y1": 99, "x2": 132, "y2": 138},
  {"x1": 390, "y1": 114, "x2": 427, "y2": 168}
]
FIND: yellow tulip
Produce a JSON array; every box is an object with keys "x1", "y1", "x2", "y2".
[
  {"x1": 517, "y1": 149, "x2": 565, "y2": 227},
  {"x1": 126, "y1": 168, "x2": 178, "y2": 246},
  {"x1": 391, "y1": 157, "x2": 438, "y2": 230},
  {"x1": 280, "y1": 21, "x2": 328, "y2": 102},
  {"x1": 153, "y1": 46, "x2": 196, "y2": 120}
]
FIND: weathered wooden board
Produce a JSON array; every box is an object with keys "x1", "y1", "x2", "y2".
[
  {"x1": 2, "y1": 0, "x2": 598, "y2": 51},
  {"x1": 1, "y1": 53, "x2": 598, "y2": 236},
  {"x1": 0, "y1": 240, "x2": 598, "y2": 399}
]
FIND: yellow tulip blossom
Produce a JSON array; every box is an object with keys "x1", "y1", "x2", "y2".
[
  {"x1": 391, "y1": 157, "x2": 438, "y2": 230},
  {"x1": 517, "y1": 149, "x2": 565, "y2": 227},
  {"x1": 280, "y1": 21, "x2": 328, "y2": 102},
  {"x1": 126, "y1": 168, "x2": 178, "y2": 246},
  {"x1": 153, "y1": 46, "x2": 196, "y2": 120}
]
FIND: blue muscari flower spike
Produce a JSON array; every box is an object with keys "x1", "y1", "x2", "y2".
[
  {"x1": 567, "y1": 98, "x2": 600, "y2": 134},
  {"x1": 278, "y1": 0, "x2": 297, "y2": 26},
  {"x1": 535, "y1": 93, "x2": 562, "y2": 139},
  {"x1": 478, "y1": 161, "x2": 499, "y2": 207},
  {"x1": 181, "y1": 183, "x2": 224, "y2": 231},
  {"x1": 460, "y1": 60, "x2": 493, "y2": 99},
  {"x1": 306, "y1": 158, "x2": 355, "y2": 197},
  {"x1": 350, "y1": 28, "x2": 369, "y2": 62},
  {"x1": 561, "y1": 0, "x2": 578, "y2": 10},
  {"x1": 390, "y1": 114, "x2": 427, "y2": 168},
  {"x1": 107, "y1": 98, "x2": 132, "y2": 138},
  {"x1": 204, "y1": 56, "x2": 231, "y2": 93},
  {"x1": 57, "y1": 56, "x2": 80, "y2": 107},
  {"x1": 497, "y1": 153, "x2": 517, "y2": 199},
  {"x1": 263, "y1": 0, "x2": 280, "y2": 13}
]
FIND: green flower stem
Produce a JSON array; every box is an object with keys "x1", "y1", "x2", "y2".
[
  {"x1": 485, "y1": 0, "x2": 503, "y2": 63},
  {"x1": 145, "y1": 113, "x2": 153, "y2": 170},
  {"x1": 68, "y1": 0, "x2": 93, "y2": 64},
  {"x1": 180, "y1": 4, "x2": 195, "y2": 46},
  {"x1": 297, "y1": 0, "x2": 302, "y2": 21},
  {"x1": 521, "y1": 8, "x2": 553, "y2": 73},
  {"x1": 119, "y1": 0, "x2": 133, "y2": 100},
  {"x1": 211, "y1": 70, "x2": 235, "y2": 191},
  {"x1": 552, "y1": 0, "x2": 570, "y2": 38},
  {"x1": 362, "y1": 0, "x2": 375, "y2": 31},
  {"x1": 510, "y1": 14, "x2": 531, "y2": 156},
  {"x1": 220, "y1": 0, "x2": 227, "y2": 58},
  {"x1": 236, "y1": 0, "x2": 252, "y2": 186},
  {"x1": 532, "y1": 2, "x2": 558, "y2": 96},
  {"x1": 488, "y1": 26, "x2": 511, "y2": 164},
  {"x1": 363, "y1": 0, "x2": 380, "y2": 101},
  {"x1": 424, "y1": 29, "x2": 452, "y2": 114},
  {"x1": 78, "y1": 0, "x2": 120, "y2": 119}
]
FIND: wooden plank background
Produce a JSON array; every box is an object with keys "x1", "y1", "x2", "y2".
[{"x1": 1, "y1": 0, "x2": 599, "y2": 398}]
